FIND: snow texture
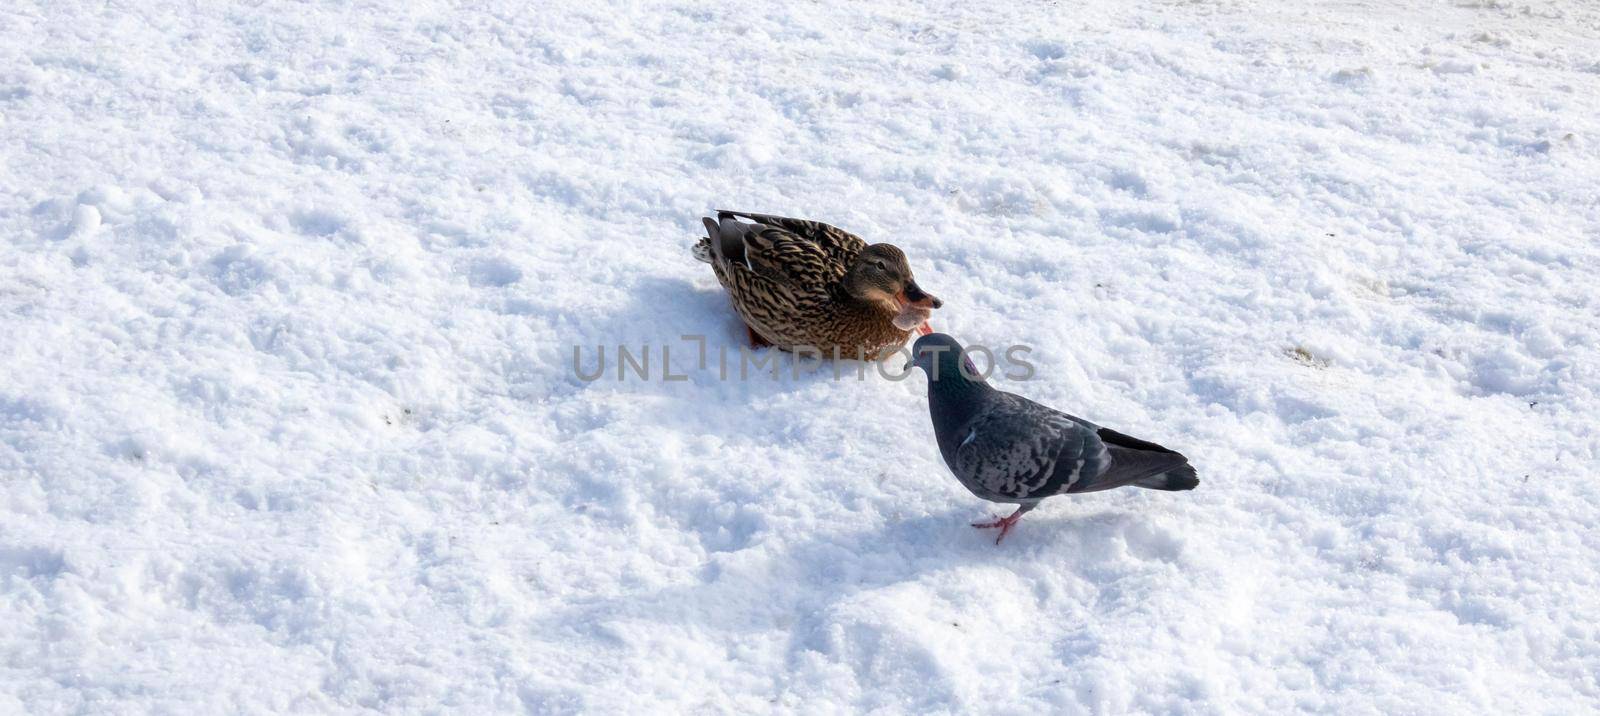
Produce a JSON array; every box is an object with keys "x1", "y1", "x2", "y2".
[{"x1": 4, "y1": 0, "x2": 1600, "y2": 712}]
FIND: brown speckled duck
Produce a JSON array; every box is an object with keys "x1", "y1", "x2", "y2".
[{"x1": 692, "y1": 210, "x2": 942, "y2": 359}]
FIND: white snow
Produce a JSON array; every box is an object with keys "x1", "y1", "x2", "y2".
[{"x1": 4, "y1": 0, "x2": 1600, "y2": 712}]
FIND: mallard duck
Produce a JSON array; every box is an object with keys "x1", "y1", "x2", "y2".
[{"x1": 692, "y1": 210, "x2": 943, "y2": 359}]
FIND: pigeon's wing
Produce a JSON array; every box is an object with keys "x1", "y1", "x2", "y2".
[
  {"x1": 1096, "y1": 426, "x2": 1182, "y2": 456},
  {"x1": 1066, "y1": 426, "x2": 1192, "y2": 493},
  {"x1": 952, "y1": 397, "x2": 1099, "y2": 502},
  {"x1": 715, "y1": 210, "x2": 867, "y2": 267}
]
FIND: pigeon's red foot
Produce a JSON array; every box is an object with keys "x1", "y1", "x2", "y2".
[{"x1": 971, "y1": 510, "x2": 1026, "y2": 544}]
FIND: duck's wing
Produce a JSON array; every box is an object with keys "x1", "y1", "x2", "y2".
[
  {"x1": 715, "y1": 210, "x2": 867, "y2": 267},
  {"x1": 701, "y1": 215, "x2": 833, "y2": 298}
]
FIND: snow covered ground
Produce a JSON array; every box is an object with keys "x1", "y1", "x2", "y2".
[{"x1": 4, "y1": 0, "x2": 1599, "y2": 711}]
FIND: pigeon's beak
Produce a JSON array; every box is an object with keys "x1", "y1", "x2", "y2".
[{"x1": 899, "y1": 281, "x2": 942, "y2": 310}]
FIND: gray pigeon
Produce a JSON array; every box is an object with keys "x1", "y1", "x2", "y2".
[{"x1": 906, "y1": 333, "x2": 1198, "y2": 543}]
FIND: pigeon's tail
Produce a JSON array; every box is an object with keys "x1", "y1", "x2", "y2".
[{"x1": 1132, "y1": 463, "x2": 1199, "y2": 491}]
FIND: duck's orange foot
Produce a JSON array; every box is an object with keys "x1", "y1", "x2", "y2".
[
  {"x1": 917, "y1": 323, "x2": 934, "y2": 336},
  {"x1": 745, "y1": 324, "x2": 773, "y2": 348}
]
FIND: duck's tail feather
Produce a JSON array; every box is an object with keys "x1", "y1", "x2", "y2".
[
  {"x1": 716, "y1": 209, "x2": 763, "y2": 223},
  {"x1": 701, "y1": 214, "x2": 754, "y2": 268},
  {"x1": 693, "y1": 218, "x2": 717, "y2": 264}
]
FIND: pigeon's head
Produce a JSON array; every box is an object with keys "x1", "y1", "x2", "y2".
[
  {"x1": 905, "y1": 332, "x2": 979, "y2": 381},
  {"x1": 845, "y1": 244, "x2": 942, "y2": 327}
]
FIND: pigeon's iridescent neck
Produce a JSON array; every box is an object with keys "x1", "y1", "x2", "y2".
[
  {"x1": 926, "y1": 359, "x2": 992, "y2": 409},
  {"x1": 925, "y1": 366, "x2": 989, "y2": 453}
]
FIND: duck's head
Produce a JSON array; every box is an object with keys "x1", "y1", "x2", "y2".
[{"x1": 844, "y1": 244, "x2": 942, "y2": 328}]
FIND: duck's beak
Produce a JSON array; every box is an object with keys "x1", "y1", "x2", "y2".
[
  {"x1": 900, "y1": 281, "x2": 942, "y2": 310},
  {"x1": 893, "y1": 283, "x2": 939, "y2": 335}
]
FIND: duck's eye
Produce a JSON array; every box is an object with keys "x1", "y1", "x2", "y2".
[{"x1": 874, "y1": 260, "x2": 889, "y2": 271}]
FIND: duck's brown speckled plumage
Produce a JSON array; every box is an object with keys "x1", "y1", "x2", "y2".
[{"x1": 693, "y1": 210, "x2": 938, "y2": 360}]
